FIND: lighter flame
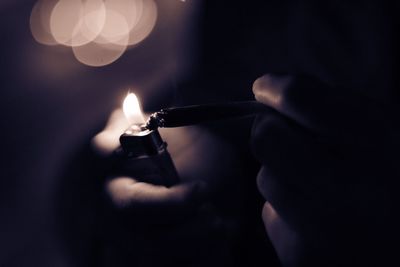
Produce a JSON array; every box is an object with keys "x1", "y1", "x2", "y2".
[{"x1": 123, "y1": 93, "x2": 145, "y2": 124}]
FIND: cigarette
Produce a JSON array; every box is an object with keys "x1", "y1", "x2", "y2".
[{"x1": 145, "y1": 101, "x2": 271, "y2": 130}]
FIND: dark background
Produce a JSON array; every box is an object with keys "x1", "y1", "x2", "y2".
[{"x1": 1, "y1": 1, "x2": 399, "y2": 266}]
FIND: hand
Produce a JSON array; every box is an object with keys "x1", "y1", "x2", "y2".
[
  {"x1": 92, "y1": 108, "x2": 235, "y2": 220},
  {"x1": 251, "y1": 74, "x2": 400, "y2": 266},
  {"x1": 92, "y1": 109, "x2": 242, "y2": 266}
]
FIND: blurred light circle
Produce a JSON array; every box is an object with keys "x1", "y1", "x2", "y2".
[
  {"x1": 95, "y1": 9, "x2": 131, "y2": 45},
  {"x1": 30, "y1": 0, "x2": 58, "y2": 45},
  {"x1": 104, "y1": 0, "x2": 144, "y2": 32},
  {"x1": 99, "y1": 0, "x2": 157, "y2": 46},
  {"x1": 72, "y1": 10, "x2": 129, "y2": 67},
  {"x1": 127, "y1": 0, "x2": 157, "y2": 46},
  {"x1": 50, "y1": 0, "x2": 83, "y2": 46},
  {"x1": 72, "y1": 41, "x2": 128, "y2": 67},
  {"x1": 71, "y1": 0, "x2": 106, "y2": 47},
  {"x1": 32, "y1": 0, "x2": 159, "y2": 67}
]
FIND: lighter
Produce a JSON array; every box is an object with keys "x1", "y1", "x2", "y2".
[
  {"x1": 114, "y1": 93, "x2": 179, "y2": 187},
  {"x1": 116, "y1": 124, "x2": 179, "y2": 187}
]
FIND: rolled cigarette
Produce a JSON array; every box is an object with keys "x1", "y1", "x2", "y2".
[{"x1": 145, "y1": 101, "x2": 271, "y2": 130}]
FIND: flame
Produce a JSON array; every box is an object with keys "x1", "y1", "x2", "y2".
[{"x1": 123, "y1": 93, "x2": 145, "y2": 124}]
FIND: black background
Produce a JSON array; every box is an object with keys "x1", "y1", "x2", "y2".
[{"x1": 1, "y1": 1, "x2": 399, "y2": 266}]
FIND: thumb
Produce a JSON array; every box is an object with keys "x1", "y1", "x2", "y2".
[{"x1": 105, "y1": 177, "x2": 208, "y2": 220}]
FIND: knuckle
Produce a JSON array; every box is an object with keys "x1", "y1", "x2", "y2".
[
  {"x1": 105, "y1": 177, "x2": 136, "y2": 209},
  {"x1": 252, "y1": 74, "x2": 271, "y2": 95},
  {"x1": 253, "y1": 74, "x2": 293, "y2": 108},
  {"x1": 251, "y1": 115, "x2": 288, "y2": 162}
]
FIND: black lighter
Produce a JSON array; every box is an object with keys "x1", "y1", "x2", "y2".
[{"x1": 114, "y1": 124, "x2": 179, "y2": 187}]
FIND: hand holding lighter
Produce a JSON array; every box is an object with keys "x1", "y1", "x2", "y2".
[
  {"x1": 114, "y1": 124, "x2": 179, "y2": 187},
  {"x1": 113, "y1": 98, "x2": 269, "y2": 187}
]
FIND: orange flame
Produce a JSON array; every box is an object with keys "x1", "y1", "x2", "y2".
[{"x1": 123, "y1": 93, "x2": 145, "y2": 124}]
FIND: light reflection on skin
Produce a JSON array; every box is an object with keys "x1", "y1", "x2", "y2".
[
  {"x1": 262, "y1": 201, "x2": 299, "y2": 267},
  {"x1": 252, "y1": 74, "x2": 292, "y2": 109},
  {"x1": 92, "y1": 108, "x2": 130, "y2": 156}
]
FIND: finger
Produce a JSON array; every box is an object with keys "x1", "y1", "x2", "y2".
[
  {"x1": 252, "y1": 73, "x2": 293, "y2": 109},
  {"x1": 261, "y1": 201, "x2": 299, "y2": 267},
  {"x1": 105, "y1": 177, "x2": 207, "y2": 217},
  {"x1": 251, "y1": 112, "x2": 339, "y2": 225},
  {"x1": 252, "y1": 111, "x2": 398, "y2": 228},
  {"x1": 253, "y1": 74, "x2": 391, "y2": 145},
  {"x1": 252, "y1": 113, "x2": 325, "y2": 180}
]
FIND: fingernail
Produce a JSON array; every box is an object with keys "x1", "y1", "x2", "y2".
[{"x1": 253, "y1": 74, "x2": 292, "y2": 107}]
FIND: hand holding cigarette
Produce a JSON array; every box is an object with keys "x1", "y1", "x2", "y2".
[{"x1": 251, "y1": 74, "x2": 399, "y2": 266}]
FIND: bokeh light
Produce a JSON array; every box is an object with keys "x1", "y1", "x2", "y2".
[
  {"x1": 50, "y1": 0, "x2": 83, "y2": 46},
  {"x1": 30, "y1": 0, "x2": 159, "y2": 67},
  {"x1": 104, "y1": 0, "x2": 143, "y2": 34},
  {"x1": 30, "y1": 0, "x2": 58, "y2": 46},
  {"x1": 126, "y1": 0, "x2": 157, "y2": 46},
  {"x1": 72, "y1": 36, "x2": 128, "y2": 67},
  {"x1": 71, "y1": 0, "x2": 106, "y2": 47},
  {"x1": 94, "y1": 9, "x2": 130, "y2": 45}
]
